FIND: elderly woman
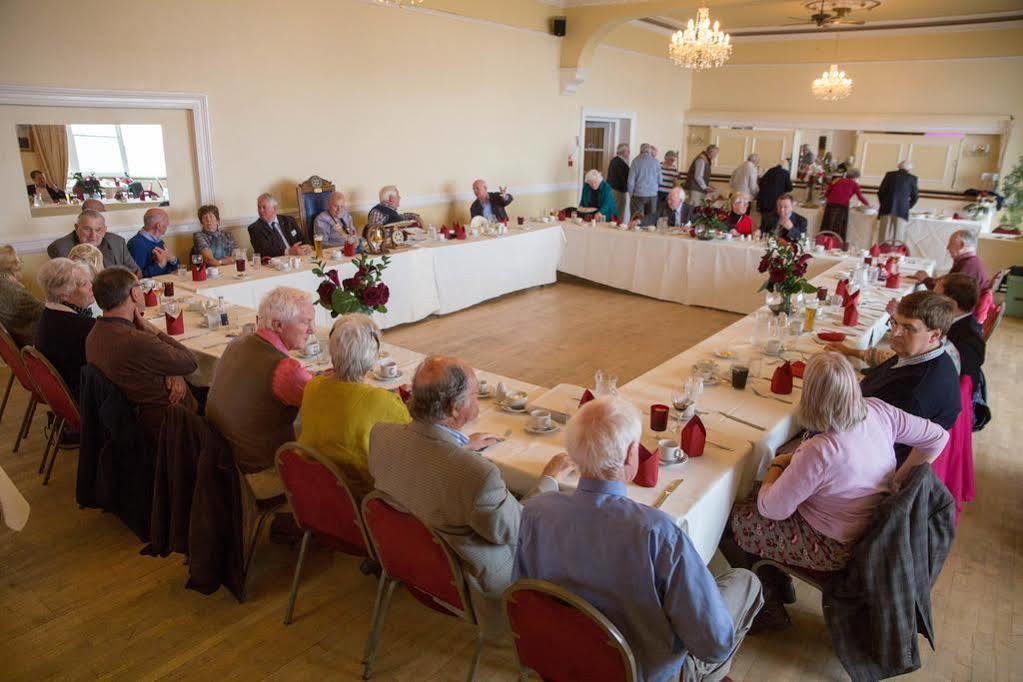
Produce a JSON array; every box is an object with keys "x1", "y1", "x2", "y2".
[
  {"x1": 579, "y1": 169, "x2": 617, "y2": 221},
  {"x1": 725, "y1": 193, "x2": 754, "y2": 235},
  {"x1": 0, "y1": 245, "x2": 43, "y2": 348},
  {"x1": 192, "y1": 204, "x2": 237, "y2": 267},
  {"x1": 67, "y1": 243, "x2": 103, "y2": 278},
  {"x1": 299, "y1": 314, "x2": 411, "y2": 500},
  {"x1": 34, "y1": 258, "x2": 96, "y2": 398},
  {"x1": 822, "y1": 168, "x2": 870, "y2": 239},
  {"x1": 725, "y1": 352, "x2": 949, "y2": 628},
  {"x1": 207, "y1": 286, "x2": 314, "y2": 485}
]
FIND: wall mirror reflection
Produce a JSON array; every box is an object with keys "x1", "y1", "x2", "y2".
[{"x1": 20, "y1": 123, "x2": 170, "y2": 214}]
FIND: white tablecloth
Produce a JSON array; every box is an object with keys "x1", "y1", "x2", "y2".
[{"x1": 845, "y1": 211, "x2": 984, "y2": 272}]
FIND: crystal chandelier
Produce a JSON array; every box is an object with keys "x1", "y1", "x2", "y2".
[
  {"x1": 811, "y1": 64, "x2": 853, "y2": 101},
  {"x1": 668, "y1": 7, "x2": 733, "y2": 70}
]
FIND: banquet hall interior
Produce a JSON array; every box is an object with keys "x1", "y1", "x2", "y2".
[{"x1": 1, "y1": 0, "x2": 1023, "y2": 680}]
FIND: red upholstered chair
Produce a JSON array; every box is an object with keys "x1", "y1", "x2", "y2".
[
  {"x1": 502, "y1": 579, "x2": 639, "y2": 682},
  {"x1": 0, "y1": 322, "x2": 42, "y2": 453},
  {"x1": 982, "y1": 302, "x2": 1005, "y2": 343},
  {"x1": 879, "y1": 240, "x2": 910, "y2": 256},
  {"x1": 360, "y1": 491, "x2": 483, "y2": 681},
  {"x1": 974, "y1": 288, "x2": 994, "y2": 325},
  {"x1": 275, "y1": 443, "x2": 373, "y2": 625},
  {"x1": 814, "y1": 230, "x2": 845, "y2": 251},
  {"x1": 21, "y1": 347, "x2": 81, "y2": 485}
]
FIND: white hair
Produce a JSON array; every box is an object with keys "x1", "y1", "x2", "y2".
[
  {"x1": 257, "y1": 193, "x2": 278, "y2": 207},
  {"x1": 897, "y1": 160, "x2": 913, "y2": 171},
  {"x1": 257, "y1": 286, "x2": 312, "y2": 330},
  {"x1": 67, "y1": 243, "x2": 103, "y2": 277},
  {"x1": 328, "y1": 314, "x2": 381, "y2": 382},
  {"x1": 564, "y1": 396, "x2": 642, "y2": 478},
  {"x1": 952, "y1": 229, "x2": 978, "y2": 249},
  {"x1": 747, "y1": 153, "x2": 759, "y2": 163},
  {"x1": 639, "y1": 143, "x2": 651, "y2": 154},
  {"x1": 379, "y1": 185, "x2": 399, "y2": 203},
  {"x1": 616, "y1": 142, "x2": 629, "y2": 155},
  {"x1": 37, "y1": 258, "x2": 91, "y2": 303},
  {"x1": 584, "y1": 169, "x2": 603, "y2": 186},
  {"x1": 798, "y1": 352, "x2": 868, "y2": 433},
  {"x1": 669, "y1": 186, "x2": 687, "y2": 202}
]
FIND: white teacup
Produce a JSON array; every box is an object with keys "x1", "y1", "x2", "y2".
[
  {"x1": 378, "y1": 359, "x2": 398, "y2": 378},
  {"x1": 814, "y1": 244, "x2": 826, "y2": 255},
  {"x1": 529, "y1": 410, "x2": 552, "y2": 431},
  {"x1": 764, "y1": 338, "x2": 783, "y2": 356},
  {"x1": 207, "y1": 267, "x2": 220, "y2": 279},
  {"x1": 506, "y1": 391, "x2": 528, "y2": 409},
  {"x1": 478, "y1": 378, "x2": 489, "y2": 394},
  {"x1": 658, "y1": 439, "x2": 685, "y2": 464}
]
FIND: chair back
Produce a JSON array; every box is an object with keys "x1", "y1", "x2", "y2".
[
  {"x1": 990, "y1": 267, "x2": 1010, "y2": 294},
  {"x1": 930, "y1": 375, "x2": 976, "y2": 524},
  {"x1": 295, "y1": 175, "x2": 336, "y2": 242},
  {"x1": 815, "y1": 230, "x2": 844, "y2": 251},
  {"x1": 361, "y1": 491, "x2": 472, "y2": 620},
  {"x1": 974, "y1": 288, "x2": 994, "y2": 325},
  {"x1": 21, "y1": 347, "x2": 80, "y2": 431},
  {"x1": 503, "y1": 579, "x2": 638, "y2": 682},
  {"x1": 982, "y1": 302, "x2": 1004, "y2": 342},
  {"x1": 275, "y1": 443, "x2": 370, "y2": 557},
  {"x1": 0, "y1": 322, "x2": 39, "y2": 396},
  {"x1": 879, "y1": 240, "x2": 909, "y2": 256}
]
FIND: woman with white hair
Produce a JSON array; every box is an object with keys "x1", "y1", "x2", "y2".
[
  {"x1": 34, "y1": 258, "x2": 96, "y2": 398},
  {"x1": 298, "y1": 313, "x2": 411, "y2": 500},
  {"x1": 67, "y1": 242, "x2": 104, "y2": 278},
  {"x1": 0, "y1": 244, "x2": 43, "y2": 348},
  {"x1": 206, "y1": 286, "x2": 315, "y2": 477},
  {"x1": 725, "y1": 192, "x2": 754, "y2": 235},
  {"x1": 579, "y1": 169, "x2": 617, "y2": 221},
  {"x1": 726, "y1": 352, "x2": 949, "y2": 627}
]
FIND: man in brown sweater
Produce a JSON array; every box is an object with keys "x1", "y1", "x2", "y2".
[{"x1": 85, "y1": 266, "x2": 198, "y2": 437}]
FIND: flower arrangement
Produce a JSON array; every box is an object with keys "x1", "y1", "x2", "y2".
[
  {"x1": 692, "y1": 205, "x2": 730, "y2": 238},
  {"x1": 313, "y1": 253, "x2": 391, "y2": 317},
  {"x1": 71, "y1": 172, "x2": 102, "y2": 200},
  {"x1": 757, "y1": 242, "x2": 819, "y2": 313}
]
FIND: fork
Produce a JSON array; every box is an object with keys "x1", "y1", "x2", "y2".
[{"x1": 751, "y1": 387, "x2": 794, "y2": 404}]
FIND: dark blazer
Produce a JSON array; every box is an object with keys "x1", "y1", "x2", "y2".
[
  {"x1": 247, "y1": 215, "x2": 304, "y2": 258},
  {"x1": 947, "y1": 315, "x2": 985, "y2": 387},
  {"x1": 823, "y1": 465, "x2": 955, "y2": 682},
  {"x1": 756, "y1": 165, "x2": 794, "y2": 213},
  {"x1": 470, "y1": 192, "x2": 514, "y2": 222},
  {"x1": 878, "y1": 169, "x2": 919, "y2": 221},
  {"x1": 760, "y1": 211, "x2": 808, "y2": 243},
  {"x1": 34, "y1": 306, "x2": 95, "y2": 399},
  {"x1": 27, "y1": 184, "x2": 69, "y2": 202},
  {"x1": 639, "y1": 201, "x2": 694, "y2": 227},
  {"x1": 606, "y1": 156, "x2": 630, "y2": 193}
]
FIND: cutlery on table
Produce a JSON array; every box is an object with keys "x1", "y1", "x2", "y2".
[
  {"x1": 716, "y1": 411, "x2": 767, "y2": 431},
  {"x1": 751, "y1": 387, "x2": 794, "y2": 404},
  {"x1": 706, "y1": 440, "x2": 735, "y2": 452},
  {"x1": 654, "y1": 478, "x2": 684, "y2": 509}
]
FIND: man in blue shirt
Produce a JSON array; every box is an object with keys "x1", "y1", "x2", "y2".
[
  {"x1": 515, "y1": 397, "x2": 763, "y2": 682},
  {"x1": 127, "y1": 208, "x2": 179, "y2": 277}
]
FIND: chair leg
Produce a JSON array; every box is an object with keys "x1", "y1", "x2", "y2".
[
  {"x1": 13, "y1": 397, "x2": 37, "y2": 453},
  {"x1": 239, "y1": 510, "x2": 274, "y2": 603},
  {"x1": 38, "y1": 415, "x2": 60, "y2": 474},
  {"x1": 466, "y1": 632, "x2": 485, "y2": 682},
  {"x1": 362, "y1": 575, "x2": 398, "y2": 680},
  {"x1": 43, "y1": 420, "x2": 65, "y2": 486},
  {"x1": 0, "y1": 373, "x2": 14, "y2": 423},
  {"x1": 283, "y1": 529, "x2": 312, "y2": 625}
]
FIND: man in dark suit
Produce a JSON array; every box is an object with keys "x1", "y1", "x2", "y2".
[
  {"x1": 630, "y1": 187, "x2": 693, "y2": 228},
  {"x1": 247, "y1": 193, "x2": 310, "y2": 258},
  {"x1": 759, "y1": 194, "x2": 807, "y2": 243},
  {"x1": 27, "y1": 170, "x2": 69, "y2": 204},
  {"x1": 877, "y1": 161, "x2": 919, "y2": 243},
  {"x1": 756, "y1": 162, "x2": 793, "y2": 219},
  {"x1": 936, "y1": 273, "x2": 985, "y2": 388},
  {"x1": 469, "y1": 179, "x2": 514, "y2": 222}
]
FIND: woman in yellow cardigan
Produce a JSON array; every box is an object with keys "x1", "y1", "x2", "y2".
[{"x1": 298, "y1": 313, "x2": 411, "y2": 500}]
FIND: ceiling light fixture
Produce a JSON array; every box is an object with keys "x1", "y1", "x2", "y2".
[
  {"x1": 668, "y1": 7, "x2": 733, "y2": 70},
  {"x1": 811, "y1": 63, "x2": 853, "y2": 100}
]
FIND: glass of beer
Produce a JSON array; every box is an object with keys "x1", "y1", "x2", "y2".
[
  {"x1": 314, "y1": 234, "x2": 324, "y2": 259},
  {"x1": 234, "y1": 248, "x2": 246, "y2": 273},
  {"x1": 804, "y1": 303, "x2": 818, "y2": 332}
]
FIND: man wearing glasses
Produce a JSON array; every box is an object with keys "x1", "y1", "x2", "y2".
[{"x1": 47, "y1": 209, "x2": 140, "y2": 275}]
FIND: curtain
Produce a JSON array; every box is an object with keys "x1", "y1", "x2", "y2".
[{"x1": 30, "y1": 125, "x2": 69, "y2": 191}]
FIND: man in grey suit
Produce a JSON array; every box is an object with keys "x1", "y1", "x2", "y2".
[
  {"x1": 368, "y1": 356, "x2": 573, "y2": 638},
  {"x1": 46, "y1": 209, "x2": 140, "y2": 274}
]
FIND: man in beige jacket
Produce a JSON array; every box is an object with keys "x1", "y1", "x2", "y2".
[
  {"x1": 368, "y1": 355, "x2": 573, "y2": 638},
  {"x1": 730, "y1": 153, "x2": 759, "y2": 208}
]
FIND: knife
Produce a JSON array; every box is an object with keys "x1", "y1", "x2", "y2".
[
  {"x1": 717, "y1": 412, "x2": 767, "y2": 431},
  {"x1": 654, "y1": 478, "x2": 684, "y2": 508}
]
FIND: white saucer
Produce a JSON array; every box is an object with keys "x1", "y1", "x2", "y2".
[
  {"x1": 499, "y1": 403, "x2": 528, "y2": 414},
  {"x1": 373, "y1": 370, "x2": 403, "y2": 382},
  {"x1": 713, "y1": 349, "x2": 736, "y2": 360},
  {"x1": 478, "y1": 387, "x2": 492, "y2": 399},
  {"x1": 525, "y1": 423, "x2": 559, "y2": 435}
]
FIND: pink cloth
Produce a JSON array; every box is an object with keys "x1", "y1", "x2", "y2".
[
  {"x1": 758, "y1": 398, "x2": 949, "y2": 544},
  {"x1": 256, "y1": 328, "x2": 313, "y2": 407},
  {"x1": 930, "y1": 375, "x2": 976, "y2": 525}
]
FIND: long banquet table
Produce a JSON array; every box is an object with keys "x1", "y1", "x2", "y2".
[{"x1": 154, "y1": 235, "x2": 933, "y2": 564}]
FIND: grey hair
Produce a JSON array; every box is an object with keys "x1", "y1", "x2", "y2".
[
  {"x1": 409, "y1": 356, "x2": 473, "y2": 423},
  {"x1": 37, "y1": 258, "x2": 90, "y2": 303},
  {"x1": 257, "y1": 286, "x2": 312, "y2": 330},
  {"x1": 747, "y1": 153, "x2": 759, "y2": 163},
  {"x1": 328, "y1": 190, "x2": 346, "y2": 204},
  {"x1": 0, "y1": 245, "x2": 22, "y2": 278},
  {"x1": 639, "y1": 143, "x2": 651, "y2": 154},
  {"x1": 952, "y1": 229, "x2": 978, "y2": 249},
  {"x1": 731, "y1": 191, "x2": 751, "y2": 204},
  {"x1": 668, "y1": 186, "x2": 686, "y2": 202},
  {"x1": 897, "y1": 160, "x2": 913, "y2": 171},
  {"x1": 616, "y1": 142, "x2": 629, "y2": 155},
  {"x1": 797, "y1": 352, "x2": 868, "y2": 433},
  {"x1": 257, "y1": 192, "x2": 278, "y2": 207},
  {"x1": 706, "y1": 144, "x2": 719, "y2": 152},
  {"x1": 328, "y1": 313, "x2": 381, "y2": 382},
  {"x1": 846, "y1": 168, "x2": 861, "y2": 179},
  {"x1": 75, "y1": 209, "x2": 105, "y2": 226},
  {"x1": 143, "y1": 209, "x2": 165, "y2": 231},
  {"x1": 68, "y1": 243, "x2": 103, "y2": 276},
  {"x1": 584, "y1": 169, "x2": 603, "y2": 186},
  {"x1": 565, "y1": 396, "x2": 642, "y2": 478},
  {"x1": 379, "y1": 185, "x2": 399, "y2": 203}
]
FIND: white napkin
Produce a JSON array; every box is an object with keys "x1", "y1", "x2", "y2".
[{"x1": 0, "y1": 465, "x2": 29, "y2": 531}]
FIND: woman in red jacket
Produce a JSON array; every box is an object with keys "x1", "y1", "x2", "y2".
[
  {"x1": 726, "y1": 192, "x2": 754, "y2": 235},
  {"x1": 822, "y1": 169, "x2": 871, "y2": 239}
]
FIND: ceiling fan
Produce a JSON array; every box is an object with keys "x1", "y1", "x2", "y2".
[{"x1": 788, "y1": 0, "x2": 881, "y2": 27}]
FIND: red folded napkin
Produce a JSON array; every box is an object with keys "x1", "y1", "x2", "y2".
[
  {"x1": 455, "y1": 225, "x2": 467, "y2": 240},
  {"x1": 843, "y1": 290, "x2": 860, "y2": 326},
  {"x1": 791, "y1": 360, "x2": 806, "y2": 378},
  {"x1": 633, "y1": 443, "x2": 658, "y2": 487},
  {"x1": 398, "y1": 385, "x2": 411, "y2": 403},
  {"x1": 817, "y1": 331, "x2": 846, "y2": 342},
  {"x1": 885, "y1": 273, "x2": 901, "y2": 289},
  {"x1": 579, "y1": 389, "x2": 595, "y2": 408},
  {"x1": 884, "y1": 256, "x2": 898, "y2": 275},
  {"x1": 144, "y1": 290, "x2": 159, "y2": 307},
  {"x1": 869, "y1": 243, "x2": 881, "y2": 257},
  {"x1": 192, "y1": 264, "x2": 207, "y2": 282},
  {"x1": 165, "y1": 311, "x2": 185, "y2": 336},
  {"x1": 680, "y1": 415, "x2": 706, "y2": 458},
  {"x1": 771, "y1": 361, "x2": 794, "y2": 395},
  {"x1": 836, "y1": 279, "x2": 848, "y2": 300}
]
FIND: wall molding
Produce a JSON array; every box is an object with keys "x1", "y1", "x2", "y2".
[{"x1": 0, "y1": 84, "x2": 215, "y2": 205}]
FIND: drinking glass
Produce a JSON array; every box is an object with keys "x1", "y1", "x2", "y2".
[
  {"x1": 314, "y1": 234, "x2": 324, "y2": 259},
  {"x1": 234, "y1": 248, "x2": 247, "y2": 273},
  {"x1": 650, "y1": 404, "x2": 669, "y2": 432},
  {"x1": 731, "y1": 364, "x2": 750, "y2": 390},
  {"x1": 804, "y1": 303, "x2": 818, "y2": 332},
  {"x1": 252, "y1": 253, "x2": 261, "y2": 271}
]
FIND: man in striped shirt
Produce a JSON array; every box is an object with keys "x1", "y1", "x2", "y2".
[{"x1": 658, "y1": 150, "x2": 680, "y2": 211}]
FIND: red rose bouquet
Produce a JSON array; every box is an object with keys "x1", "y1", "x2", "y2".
[
  {"x1": 313, "y1": 253, "x2": 391, "y2": 317},
  {"x1": 757, "y1": 242, "x2": 818, "y2": 312},
  {"x1": 693, "y1": 205, "x2": 730, "y2": 238}
]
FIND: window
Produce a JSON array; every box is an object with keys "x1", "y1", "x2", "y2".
[{"x1": 68, "y1": 124, "x2": 166, "y2": 178}]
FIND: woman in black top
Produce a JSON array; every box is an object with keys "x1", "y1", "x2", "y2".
[{"x1": 34, "y1": 258, "x2": 96, "y2": 399}]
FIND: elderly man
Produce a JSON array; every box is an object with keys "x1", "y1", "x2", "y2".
[
  {"x1": 47, "y1": 209, "x2": 139, "y2": 274},
  {"x1": 730, "y1": 154, "x2": 759, "y2": 211},
  {"x1": 936, "y1": 273, "x2": 986, "y2": 389},
  {"x1": 127, "y1": 208, "x2": 180, "y2": 277},
  {"x1": 657, "y1": 151, "x2": 680, "y2": 210},
  {"x1": 369, "y1": 355, "x2": 574, "y2": 637},
  {"x1": 81, "y1": 198, "x2": 106, "y2": 212},
  {"x1": 366, "y1": 185, "x2": 422, "y2": 229},
  {"x1": 631, "y1": 187, "x2": 693, "y2": 229},
  {"x1": 759, "y1": 194, "x2": 807, "y2": 243},
  {"x1": 248, "y1": 194, "x2": 310, "y2": 258},
  {"x1": 877, "y1": 161, "x2": 919, "y2": 243},
  {"x1": 469, "y1": 179, "x2": 514, "y2": 223},
  {"x1": 27, "y1": 169, "x2": 68, "y2": 204},
  {"x1": 607, "y1": 142, "x2": 630, "y2": 221},
  {"x1": 684, "y1": 144, "x2": 720, "y2": 207},
  {"x1": 627, "y1": 143, "x2": 660, "y2": 221},
  {"x1": 313, "y1": 191, "x2": 358, "y2": 247},
  {"x1": 915, "y1": 229, "x2": 989, "y2": 291},
  {"x1": 516, "y1": 397, "x2": 763, "y2": 682},
  {"x1": 85, "y1": 266, "x2": 198, "y2": 437}
]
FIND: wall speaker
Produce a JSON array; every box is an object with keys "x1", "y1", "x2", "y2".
[{"x1": 551, "y1": 17, "x2": 567, "y2": 37}]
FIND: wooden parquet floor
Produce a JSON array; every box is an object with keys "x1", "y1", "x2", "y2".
[{"x1": 1, "y1": 278, "x2": 1020, "y2": 681}]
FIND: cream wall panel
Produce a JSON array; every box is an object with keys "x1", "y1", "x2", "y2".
[{"x1": 859, "y1": 140, "x2": 903, "y2": 182}]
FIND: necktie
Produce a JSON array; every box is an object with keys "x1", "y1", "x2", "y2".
[{"x1": 271, "y1": 220, "x2": 288, "y2": 252}]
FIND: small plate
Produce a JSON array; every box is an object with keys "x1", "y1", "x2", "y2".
[
  {"x1": 372, "y1": 369, "x2": 403, "y2": 382},
  {"x1": 713, "y1": 349, "x2": 736, "y2": 360},
  {"x1": 499, "y1": 403, "x2": 528, "y2": 414},
  {"x1": 524, "y1": 423, "x2": 560, "y2": 435}
]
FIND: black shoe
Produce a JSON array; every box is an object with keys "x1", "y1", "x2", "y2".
[
  {"x1": 749, "y1": 600, "x2": 791, "y2": 634},
  {"x1": 779, "y1": 574, "x2": 797, "y2": 604}
]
